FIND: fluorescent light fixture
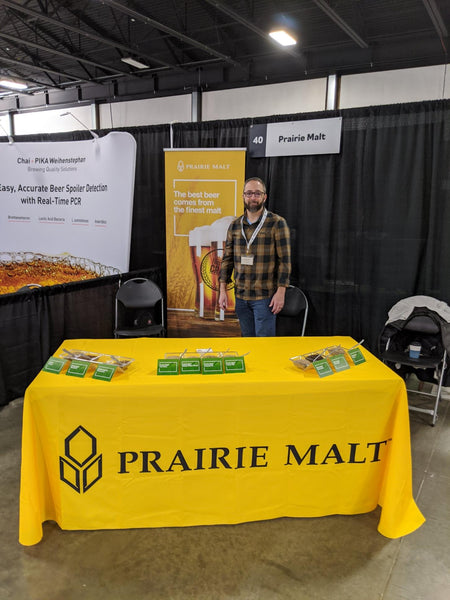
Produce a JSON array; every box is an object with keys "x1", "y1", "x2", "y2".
[
  {"x1": 269, "y1": 30, "x2": 297, "y2": 46},
  {"x1": 121, "y1": 57, "x2": 149, "y2": 69},
  {"x1": 0, "y1": 79, "x2": 28, "y2": 90}
]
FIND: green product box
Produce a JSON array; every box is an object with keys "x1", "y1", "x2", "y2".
[
  {"x1": 66, "y1": 360, "x2": 90, "y2": 378},
  {"x1": 223, "y1": 356, "x2": 246, "y2": 373},
  {"x1": 347, "y1": 348, "x2": 366, "y2": 365},
  {"x1": 329, "y1": 354, "x2": 350, "y2": 372},
  {"x1": 92, "y1": 364, "x2": 117, "y2": 381},
  {"x1": 180, "y1": 358, "x2": 202, "y2": 374},
  {"x1": 201, "y1": 357, "x2": 223, "y2": 374},
  {"x1": 157, "y1": 358, "x2": 179, "y2": 375},
  {"x1": 42, "y1": 356, "x2": 67, "y2": 374},
  {"x1": 312, "y1": 358, "x2": 334, "y2": 378}
]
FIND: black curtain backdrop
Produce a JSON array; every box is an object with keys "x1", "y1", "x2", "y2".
[
  {"x1": 1, "y1": 99, "x2": 450, "y2": 404},
  {"x1": 171, "y1": 100, "x2": 450, "y2": 351},
  {"x1": 0, "y1": 268, "x2": 163, "y2": 406}
]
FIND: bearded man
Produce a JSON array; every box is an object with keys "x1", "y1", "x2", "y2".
[{"x1": 218, "y1": 177, "x2": 291, "y2": 337}]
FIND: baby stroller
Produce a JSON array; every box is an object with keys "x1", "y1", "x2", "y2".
[{"x1": 379, "y1": 296, "x2": 450, "y2": 425}]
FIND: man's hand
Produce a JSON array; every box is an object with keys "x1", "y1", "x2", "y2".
[
  {"x1": 218, "y1": 284, "x2": 228, "y2": 310},
  {"x1": 269, "y1": 287, "x2": 286, "y2": 314}
]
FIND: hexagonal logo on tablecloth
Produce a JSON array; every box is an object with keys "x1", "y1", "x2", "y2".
[{"x1": 59, "y1": 425, "x2": 103, "y2": 493}]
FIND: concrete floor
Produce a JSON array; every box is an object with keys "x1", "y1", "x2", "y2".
[{"x1": 1, "y1": 393, "x2": 449, "y2": 600}]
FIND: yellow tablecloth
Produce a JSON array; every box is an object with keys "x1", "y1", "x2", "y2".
[{"x1": 19, "y1": 336, "x2": 425, "y2": 545}]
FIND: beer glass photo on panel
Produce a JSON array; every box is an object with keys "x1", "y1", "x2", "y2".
[{"x1": 189, "y1": 216, "x2": 236, "y2": 320}]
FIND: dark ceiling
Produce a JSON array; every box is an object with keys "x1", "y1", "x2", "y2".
[{"x1": 0, "y1": 0, "x2": 448, "y2": 111}]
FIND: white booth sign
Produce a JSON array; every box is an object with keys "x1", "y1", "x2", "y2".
[
  {"x1": 0, "y1": 132, "x2": 136, "y2": 273},
  {"x1": 248, "y1": 117, "x2": 342, "y2": 157}
]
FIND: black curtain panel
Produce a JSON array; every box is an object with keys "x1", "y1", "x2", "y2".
[
  {"x1": 174, "y1": 101, "x2": 450, "y2": 350},
  {"x1": 125, "y1": 125, "x2": 171, "y2": 270},
  {"x1": 0, "y1": 268, "x2": 163, "y2": 406},
  {"x1": 0, "y1": 275, "x2": 118, "y2": 406},
  {"x1": 263, "y1": 101, "x2": 450, "y2": 350}
]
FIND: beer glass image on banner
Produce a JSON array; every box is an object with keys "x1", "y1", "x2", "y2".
[{"x1": 189, "y1": 216, "x2": 236, "y2": 321}]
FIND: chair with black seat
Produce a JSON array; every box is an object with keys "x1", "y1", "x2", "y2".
[
  {"x1": 276, "y1": 285, "x2": 309, "y2": 336},
  {"x1": 114, "y1": 277, "x2": 165, "y2": 338},
  {"x1": 380, "y1": 313, "x2": 448, "y2": 426}
]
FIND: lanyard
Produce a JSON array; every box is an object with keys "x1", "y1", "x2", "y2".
[{"x1": 241, "y1": 208, "x2": 268, "y2": 252}]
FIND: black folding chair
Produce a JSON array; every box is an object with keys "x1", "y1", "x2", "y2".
[
  {"x1": 114, "y1": 277, "x2": 165, "y2": 338},
  {"x1": 276, "y1": 285, "x2": 309, "y2": 337}
]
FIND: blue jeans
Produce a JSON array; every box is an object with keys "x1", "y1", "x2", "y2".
[{"x1": 235, "y1": 297, "x2": 276, "y2": 337}]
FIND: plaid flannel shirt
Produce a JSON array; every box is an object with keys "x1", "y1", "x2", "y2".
[{"x1": 219, "y1": 210, "x2": 291, "y2": 300}]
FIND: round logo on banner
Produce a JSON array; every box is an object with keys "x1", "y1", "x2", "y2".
[{"x1": 200, "y1": 249, "x2": 233, "y2": 291}]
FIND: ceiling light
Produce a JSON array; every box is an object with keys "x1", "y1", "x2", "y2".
[
  {"x1": 0, "y1": 79, "x2": 28, "y2": 90},
  {"x1": 269, "y1": 30, "x2": 297, "y2": 46},
  {"x1": 121, "y1": 57, "x2": 149, "y2": 69}
]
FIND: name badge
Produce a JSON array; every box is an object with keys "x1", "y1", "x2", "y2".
[{"x1": 241, "y1": 255, "x2": 254, "y2": 265}]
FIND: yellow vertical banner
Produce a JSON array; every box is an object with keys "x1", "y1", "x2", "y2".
[{"x1": 165, "y1": 149, "x2": 246, "y2": 337}]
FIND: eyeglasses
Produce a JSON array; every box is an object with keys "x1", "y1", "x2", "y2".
[{"x1": 243, "y1": 191, "x2": 265, "y2": 198}]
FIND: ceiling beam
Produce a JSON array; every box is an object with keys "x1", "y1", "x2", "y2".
[
  {"x1": 0, "y1": 31, "x2": 132, "y2": 77},
  {"x1": 422, "y1": 0, "x2": 448, "y2": 52},
  {"x1": 0, "y1": 0, "x2": 181, "y2": 71},
  {"x1": 312, "y1": 0, "x2": 369, "y2": 49},
  {"x1": 99, "y1": 0, "x2": 240, "y2": 67},
  {"x1": 0, "y1": 54, "x2": 92, "y2": 83}
]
